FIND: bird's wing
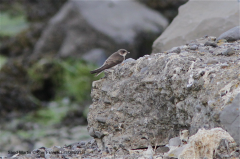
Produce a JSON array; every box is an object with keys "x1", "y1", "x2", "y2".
[
  {"x1": 90, "y1": 52, "x2": 124, "y2": 74},
  {"x1": 105, "y1": 52, "x2": 124, "y2": 65}
]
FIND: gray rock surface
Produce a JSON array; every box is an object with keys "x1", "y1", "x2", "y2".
[
  {"x1": 220, "y1": 93, "x2": 240, "y2": 145},
  {"x1": 217, "y1": 26, "x2": 240, "y2": 42},
  {"x1": 33, "y1": 0, "x2": 168, "y2": 58},
  {"x1": 152, "y1": 1, "x2": 239, "y2": 53},
  {"x1": 88, "y1": 36, "x2": 240, "y2": 153},
  {"x1": 169, "y1": 137, "x2": 181, "y2": 147}
]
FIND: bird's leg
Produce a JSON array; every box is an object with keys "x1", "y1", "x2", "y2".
[
  {"x1": 110, "y1": 69, "x2": 114, "y2": 80},
  {"x1": 105, "y1": 68, "x2": 115, "y2": 80}
]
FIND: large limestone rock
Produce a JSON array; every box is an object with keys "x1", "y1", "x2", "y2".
[
  {"x1": 33, "y1": 0, "x2": 168, "y2": 59},
  {"x1": 179, "y1": 128, "x2": 237, "y2": 159},
  {"x1": 88, "y1": 36, "x2": 240, "y2": 154},
  {"x1": 152, "y1": 1, "x2": 239, "y2": 53}
]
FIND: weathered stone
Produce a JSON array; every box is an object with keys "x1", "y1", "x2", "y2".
[
  {"x1": 88, "y1": 37, "x2": 240, "y2": 153},
  {"x1": 88, "y1": 127, "x2": 97, "y2": 138},
  {"x1": 189, "y1": 45, "x2": 198, "y2": 50},
  {"x1": 216, "y1": 26, "x2": 240, "y2": 42},
  {"x1": 204, "y1": 41, "x2": 218, "y2": 48},
  {"x1": 222, "y1": 48, "x2": 235, "y2": 56},
  {"x1": 95, "y1": 117, "x2": 107, "y2": 123},
  {"x1": 220, "y1": 93, "x2": 240, "y2": 145},
  {"x1": 167, "y1": 47, "x2": 181, "y2": 54},
  {"x1": 156, "y1": 146, "x2": 170, "y2": 154},
  {"x1": 95, "y1": 131, "x2": 104, "y2": 139},
  {"x1": 179, "y1": 128, "x2": 236, "y2": 159},
  {"x1": 152, "y1": 1, "x2": 239, "y2": 53},
  {"x1": 165, "y1": 145, "x2": 187, "y2": 158},
  {"x1": 169, "y1": 137, "x2": 181, "y2": 147}
]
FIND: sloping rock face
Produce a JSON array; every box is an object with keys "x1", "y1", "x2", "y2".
[
  {"x1": 32, "y1": 0, "x2": 168, "y2": 59},
  {"x1": 152, "y1": 1, "x2": 239, "y2": 53},
  {"x1": 220, "y1": 93, "x2": 240, "y2": 145},
  {"x1": 88, "y1": 37, "x2": 240, "y2": 153}
]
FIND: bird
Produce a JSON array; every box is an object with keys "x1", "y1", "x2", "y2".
[{"x1": 90, "y1": 49, "x2": 130, "y2": 76}]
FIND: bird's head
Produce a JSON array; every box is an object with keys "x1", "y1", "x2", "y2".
[{"x1": 118, "y1": 49, "x2": 130, "y2": 56}]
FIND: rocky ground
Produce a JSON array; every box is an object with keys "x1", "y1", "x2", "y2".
[{"x1": 8, "y1": 129, "x2": 240, "y2": 159}]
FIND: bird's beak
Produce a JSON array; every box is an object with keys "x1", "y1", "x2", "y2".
[{"x1": 128, "y1": 52, "x2": 130, "y2": 54}]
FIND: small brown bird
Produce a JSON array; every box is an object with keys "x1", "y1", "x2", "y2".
[{"x1": 90, "y1": 49, "x2": 130, "y2": 76}]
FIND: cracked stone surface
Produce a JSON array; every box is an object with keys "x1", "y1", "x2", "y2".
[{"x1": 88, "y1": 36, "x2": 240, "y2": 154}]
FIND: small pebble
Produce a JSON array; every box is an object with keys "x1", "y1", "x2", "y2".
[
  {"x1": 189, "y1": 45, "x2": 198, "y2": 50},
  {"x1": 204, "y1": 41, "x2": 218, "y2": 47},
  {"x1": 220, "y1": 63, "x2": 229, "y2": 68},
  {"x1": 222, "y1": 48, "x2": 235, "y2": 56},
  {"x1": 156, "y1": 146, "x2": 170, "y2": 153}
]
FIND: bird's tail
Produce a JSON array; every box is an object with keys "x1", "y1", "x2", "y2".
[{"x1": 90, "y1": 64, "x2": 108, "y2": 76}]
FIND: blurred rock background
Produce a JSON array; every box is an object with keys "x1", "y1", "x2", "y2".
[{"x1": 0, "y1": 0, "x2": 187, "y2": 155}]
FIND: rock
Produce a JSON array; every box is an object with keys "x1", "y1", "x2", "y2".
[
  {"x1": 95, "y1": 131, "x2": 104, "y2": 139},
  {"x1": 220, "y1": 93, "x2": 240, "y2": 145},
  {"x1": 179, "y1": 128, "x2": 236, "y2": 159},
  {"x1": 167, "y1": 47, "x2": 181, "y2": 54},
  {"x1": 122, "y1": 58, "x2": 136, "y2": 64},
  {"x1": 222, "y1": 48, "x2": 235, "y2": 56},
  {"x1": 152, "y1": 1, "x2": 239, "y2": 53},
  {"x1": 88, "y1": 37, "x2": 240, "y2": 153},
  {"x1": 95, "y1": 117, "x2": 107, "y2": 124},
  {"x1": 156, "y1": 146, "x2": 170, "y2": 154},
  {"x1": 33, "y1": 0, "x2": 168, "y2": 59},
  {"x1": 169, "y1": 137, "x2": 181, "y2": 147},
  {"x1": 189, "y1": 45, "x2": 198, "y2": 50},
  {"x1": 88, "y1": 127, "x2": 97, "y2": 138},
  {"x1": 204, "y1": 41, "x2": 218, "y2": 48},
  {"x1": 165, "y1": 145, "x2": 187, "y2": 158},
  {"x1": 216, "y1": 26, "x2": 240, "y2": 42},
  {"x1": 143, "y1": 145, "x2": 154, "y2": 158}
]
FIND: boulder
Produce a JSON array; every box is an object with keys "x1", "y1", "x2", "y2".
[
  {"x1": 179, "y1": 128, "x2": 237, "y2": 159},
  {"x1": 152, "y1": 1, "x2": 239, "y2": 53},
  {"x1": 216, "y1": 26, "x2": 240, "y2": 42},
  {"x1": 33, "y1": 0, "x2": 168, "y2": 59},
  {"x1": 220, "y1": 93, "x2": 240, "y2": 145},
  {"x1": 88, "y1": 36, "x2": 240, "y2": 153}
]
